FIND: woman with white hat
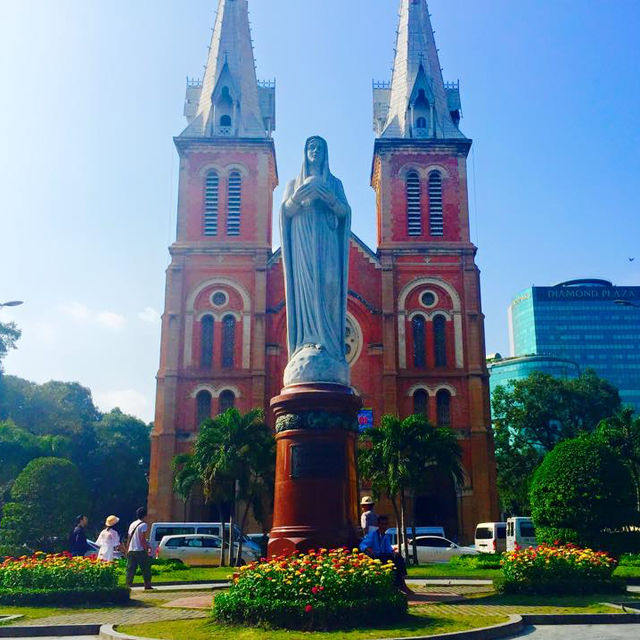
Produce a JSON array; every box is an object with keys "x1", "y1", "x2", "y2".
[{"x1": 96, "y1": 515, "x2": 122, "y2": 562}]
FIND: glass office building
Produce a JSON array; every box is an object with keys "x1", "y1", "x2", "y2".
[
  {"x1": 508, "y1": 279, "x2": 640, "y2": 412},
  {"x1": 488, "y1": 354, "x2": 580, "y2": 399}
]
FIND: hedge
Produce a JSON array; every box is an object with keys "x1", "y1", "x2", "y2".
[{"x1": 0, "y1": 586, "x2": 130, "y2": 606}]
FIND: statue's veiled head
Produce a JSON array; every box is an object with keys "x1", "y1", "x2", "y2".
[{"x1": 302, "y1": 135, "x2": 330, "y2": 180}]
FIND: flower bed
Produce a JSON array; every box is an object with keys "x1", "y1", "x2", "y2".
[
  {"x1": 0, "y1": 552, "x2": 126, "y2": 604},
  {"x1": 500, "y1": 543, "x2": 621, "y2": 594},
  {"x1": 214, "y1": 548, "x2": 407, "y2": 630}
]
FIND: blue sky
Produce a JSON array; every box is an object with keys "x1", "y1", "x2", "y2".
[{"x1": 1, "y1": 0, "x2": 639, "y2": 421}]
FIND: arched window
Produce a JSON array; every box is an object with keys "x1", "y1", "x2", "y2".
[
  {"x1": 196, "y1": 390, "x2": 212, "y2": 427},
  {"x1": 436, "y1": 389, "x2": 451, "y2": 427},
  {"x1": 200, "y1": 315, "x2": 214, "y2": 369},
  {"x1": 226, "y1": 171, "x2": 242, "y2": 236},
  {"x1": 204, "y1": 170, "x2": 219, "y2": 236},
  {"x1": 412, "y1": 315, "x2": 426, "y2": 368},
  {"x1": 220, "y1": 114, "x2": 232, "y2": 127},
  {"x1": 416, "y1": 116, "x2": 427, "y2": 129},
  {"x1": 413, "y1": 389, "x2": 428, "y2": 416},
  {"x1": 433, "y1": 315, "x2": 447, "y2": 367},
  {"x1": 428, "y1": 170, "x2": 444, "y2": 236},
  {"x1": 218, "y1": 390, "x2": 235, "y2": 414},
  {"x1": 221, "y1": 315, "x2": 236, "y2": 368},
  {"x1": 406, "y1": 171, "x2": 422, "y2": 236}
]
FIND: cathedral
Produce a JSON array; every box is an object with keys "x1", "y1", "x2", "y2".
[{"x1": 148, "y1": 0, "x2": 499, "y2": 542}]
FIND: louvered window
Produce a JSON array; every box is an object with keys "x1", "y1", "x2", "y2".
[
  {"x1": 200, "y1": 315, "x2": 214, "y2": 369},
  {"x1": 412, "y1": 315, "x2": 426, "y2": 369},
  {"x1": 428, "y1": 170, "x2": 444, "y2": 236},
  {"x1": 227, "y1": 171, "x2": 242, "y2": 236},
  {"x1": 204, "y1": 171, "x2": 219, "y2": 236},
  {"x1": 222, "y1": 315, "x2": 236, "y2": 368},
  {"x1": 434, "y1": 315, "x2": 447, "y2": 367},
  {"x1": 413, "y1": 389, "x2": 428, "y2": 416},
  {"x1": 406, "y1": 171, "x2": 422, "y2": 236},
  {"x1": 196, "y1": 390, "x2": 212, "y2": 427},
  {"x1": 436, "y1": 389, "x2": 451, "y2": 427}
]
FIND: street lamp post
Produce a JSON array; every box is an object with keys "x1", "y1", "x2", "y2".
[{"x1": 0, "y1": 301, "x2": 23, "y2": 309}]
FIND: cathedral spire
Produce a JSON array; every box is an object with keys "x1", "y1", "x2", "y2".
[
  {"x1": 181, "y1": 0, "x2": 275, "y2": 139},
  {"x1": 373, "y1": 0, "x2": 464, "y2": 140}
]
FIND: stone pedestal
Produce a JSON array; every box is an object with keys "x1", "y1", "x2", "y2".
[{"x1": 268, "y1": 383, "x2": 362, "y2": 558}]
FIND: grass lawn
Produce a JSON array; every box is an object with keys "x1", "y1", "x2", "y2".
[
  {"x1": 119, "y1": 613, "x2": 509, "y2": 640},
  {"x1": 0, "y1": 604, "x2": 131, "y2": 623},
  {"x1": 464, "y1": 592, "x2": 635, "y2": 612}
]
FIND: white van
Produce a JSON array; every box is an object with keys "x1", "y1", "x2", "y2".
[
  {"x1": 506, "y1": 517, "x2": 537, "y2": 551},
  {"x1": 474, "y1": 522, "x2": 507, "y2": 554},
  {"x1": 149, "y1": 522, "x2": 261, "y2": 555}
]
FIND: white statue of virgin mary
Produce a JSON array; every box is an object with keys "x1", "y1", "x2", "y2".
[{"x1": 280, "y1": 136, "x2": 352, "y2": 387}]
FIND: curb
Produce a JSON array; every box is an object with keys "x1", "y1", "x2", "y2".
[
  {"x1": 101, "y1": 616, "x2": 525, "y2": 640},
  {"x1": 0, "y1": 624, "x2": 100, "y2": 637},
  {"x1": 521, "y1": 612, "x2": 640, "y2": 625}
]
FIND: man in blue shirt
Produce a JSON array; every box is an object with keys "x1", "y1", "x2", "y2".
[{"x1": 359, "y1": 515, "x2": 412, "y2": 594}]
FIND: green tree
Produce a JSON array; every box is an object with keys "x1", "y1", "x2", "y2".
[
  {"x1": 0, "y1": 457, "x2": 88, "y2": 552},
  {"x1": 193, "y1": 408, "x2": 275, "y2": 565},
  {"x1": 595, "y1": 408, "x2": 640, "y2": 510},
  {"x1": 172, "y1": 453, "x2": 199, "y2": 520},
  {"x1": 530, "y1": 436, "x2": 637, "y2": 547},
  {"x1": 492, "y1": 370, "x2": 621, "y2": 514},
  {"x1": 86, "y1": 409, "x2": 151, "y2": 527},
  {"x1": 358, "y1": 414, "x2": 462, "y2": 563},
  {"x1": 0, "y1": 321, "x2": 20, "y2": 373}
]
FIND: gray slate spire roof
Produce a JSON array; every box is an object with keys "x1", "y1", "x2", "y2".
[
  {"x1": 180, "y1": 0, "x2": 275, "y2": 139},
  {"x1": 373, "y1": 0, "x2": 466, "y2": 140}
]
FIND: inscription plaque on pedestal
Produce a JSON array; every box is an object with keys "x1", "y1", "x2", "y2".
[{"x1": 290, "y1": 443, "x2": 344, "y2": 479}]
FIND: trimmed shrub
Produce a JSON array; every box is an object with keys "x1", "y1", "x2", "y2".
[
  {"x1": 0, "y1": 587, "x2": 130, "y2": 606},
  {"x1": 213, "y1": 548, "x2": 407, "y2": 630},
  {"x1": 0, "y1": 457, "x2": 88, "y2": 553},
  {"x1": 530, "y1": 437, "x2": 637, "y2": 547},
  {"x1": 500, "y1": 543, "x2": 621, "y2": 594}
]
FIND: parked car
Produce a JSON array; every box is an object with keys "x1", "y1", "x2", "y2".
[
  {"x1": 385, "y1": 526, "x2": 445, "y2": 547},
  {"x1": 157, "y1": 534, "x2": 260, "y2": 566},
  {"x1": 506, "y1": 517, "x2": 537, "y2": 551},
  {"x1": 148, "y1": 522, "x2": 261, "y2": 555},
  {"x1": 246, "y1": 533, "x2": 269, "y2": 557},
  {"x1": 85, "y1": 539, "x2": 123, "y2": 559},
  {"x1": 474, "y1": 522, "x2": 507, "y2": 554},
  {"x1": 408, "y1": 536, "x2": 478, "y2": 564}
]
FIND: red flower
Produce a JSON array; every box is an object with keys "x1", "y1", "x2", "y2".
[
  {"x1": 305, "y1": 604, "x2": 313, "y2": 613},
  {"x1": 311, "y1": 586, "x2": 318, "y2": 594}
]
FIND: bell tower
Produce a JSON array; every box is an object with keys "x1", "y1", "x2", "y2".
[
  {"x1": 148, "y1": 0, "x2": 278, "y2": 521},
  {"x1": 371, "y1": 0, "x2": 498, "y2": 537}
]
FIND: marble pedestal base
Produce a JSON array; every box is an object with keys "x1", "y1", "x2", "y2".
[{"x1": 268, "y1": 384, "x2": 362, "y2": 558}]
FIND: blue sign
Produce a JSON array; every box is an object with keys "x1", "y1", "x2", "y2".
[{"x1": 358, "y1": 409, "x2": 374, "y2": 432}]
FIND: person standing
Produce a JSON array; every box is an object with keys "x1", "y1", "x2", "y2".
[
  {"x1": 125, "y1": 507, "x2": 152, "y2": 590},
  {"x1": 360, "y1": 496, "x2": 379, "y2": 536},
  {"x1": 96, "y1": 515, "x2": 122, "y2": 562},
  {"x1": 69, "y1": 515, "x2": 89, "y2": 556}
]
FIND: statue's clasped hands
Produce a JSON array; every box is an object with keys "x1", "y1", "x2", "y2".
[{"x1": 291, "y1": 182, "x2": 337, "y2": 208}]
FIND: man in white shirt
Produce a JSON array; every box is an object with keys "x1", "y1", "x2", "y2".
[
  {"x1": 360, "y1": 495, "x2": 379, "y2": 536},
  {"x1": 125, "y1": 507, "x2": 152, "y2": 590}
]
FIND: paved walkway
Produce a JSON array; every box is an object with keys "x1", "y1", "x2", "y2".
[{"x1": 516, "y1": 624, "x2": 640, "y2": 639}]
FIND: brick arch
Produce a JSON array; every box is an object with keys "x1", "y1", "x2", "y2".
[
  {"x1": 397, "y1": 277, "x2": 463, "y2": 369},
  {"x1": 184, "y1": 277, "x2": 252, "y2": 369}
]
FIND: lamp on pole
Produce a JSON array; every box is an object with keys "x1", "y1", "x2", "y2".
[{"x1": 0, "y1": 301, "x2": 23, "y2": 309}]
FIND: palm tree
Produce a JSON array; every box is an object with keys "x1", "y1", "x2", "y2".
[
  {"x1": 193, "y1": 408, "x2": 275, "y2": 565},
  {"x1": 358, "y1": 413, "x2": 463, "y2": 563},
  {"x1": 171, "y1": 453, "x2": 199, "y2": 520}
]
